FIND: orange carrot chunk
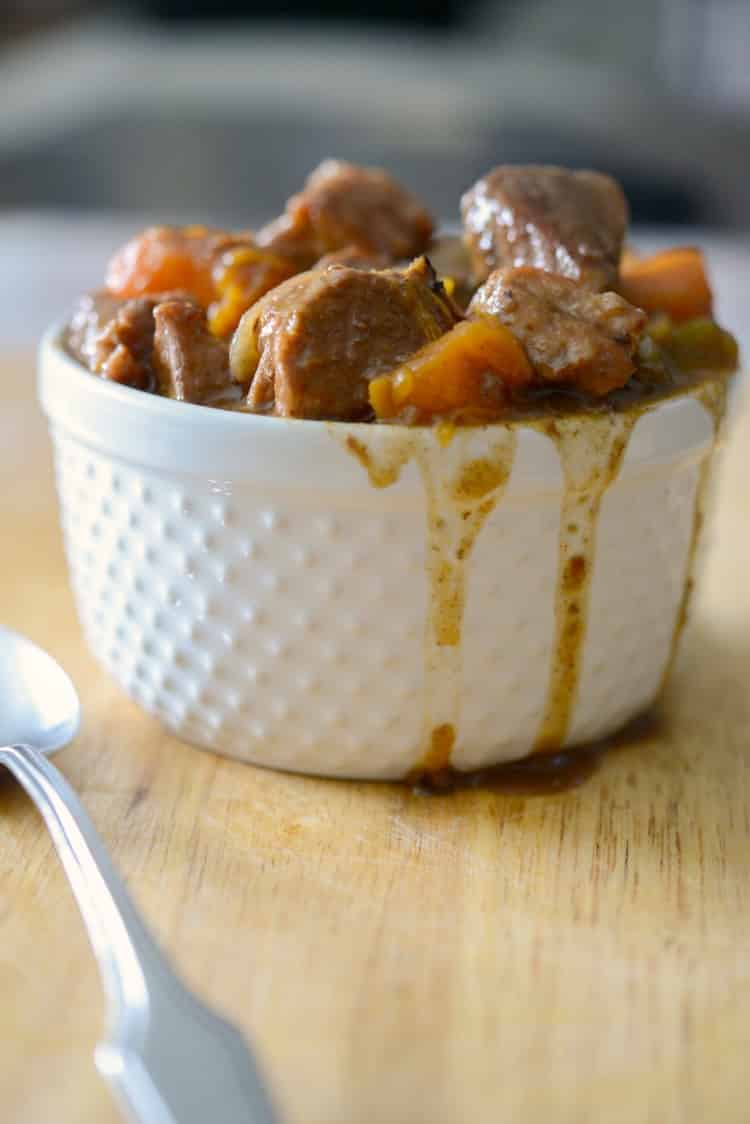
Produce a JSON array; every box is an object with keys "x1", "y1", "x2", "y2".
[
  {"x1": 619, "y1": 247, "x2": 712, "y2": 323},
  {"x1": 105, "y1": 225, "x2": 245, "y2": 308},
  {"x1": 369, "y1": 317, "x2": 533, "y2": 420}
]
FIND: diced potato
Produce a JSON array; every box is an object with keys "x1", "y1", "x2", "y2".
[
  {"x1": 369, "y1": 317, "x2": 532, "y2": 420},
  {"x1": 619, "y1": 247, "x2": 712, "y2": 322}
]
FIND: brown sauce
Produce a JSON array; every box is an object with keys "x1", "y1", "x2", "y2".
[
  {"x1": 531, "y1": 411, "x2": 639, "y2": 753},
  {"x1": 344, "y1": 434, "x2": 413, "y2": 488},
  {"x1": 413, "y1": 432, "x2": 517, "y2": 774},
  {"x1": 411, "y1": 707, "x2": 666, "y2": 796},
  {"x1": 339, "y1": 428, "x2": 516, "y2": 776},
  {"x1": 339, "y1": 370, "x2": 728, "y2": 781},
  {"x1": 408, "y1": 723, "x2": 456, "y2": 779},
  {"x1": 658, "y1": 373, "x2": 730, "y2": 692},
  {"x1": 413, "y1": 745, "x2": 602, "y2": 795}
]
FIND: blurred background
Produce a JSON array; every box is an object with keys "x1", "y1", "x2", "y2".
[{"x1": 2, "y1": 0, "x2": 749, "y2": 346}]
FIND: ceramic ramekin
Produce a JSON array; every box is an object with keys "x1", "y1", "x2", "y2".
[{"x1": 39, "y1": 327, "x2": 723, "y2": 779}]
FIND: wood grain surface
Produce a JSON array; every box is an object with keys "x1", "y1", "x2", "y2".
[{"x1": 2, "y1": 352, "x2": 750, "y2": 1124}]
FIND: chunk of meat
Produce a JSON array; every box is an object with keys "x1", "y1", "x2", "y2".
[
  {"x1": 461, "y1": 165, "x2": 628, "y2": 291},
  {"x1": 106, "y1": 225, "x2": 251, "y2": 308},
  {"x1": 67, "y1": 290, "x2": 165, "y2": 390},
  {"x1": 68, "y1": 290, "x2": 128, "y2": 369},
  {"x1": 153, "y1": 300, "x2": 235, "y2": 403},
  {"x1": 619, "y1": 247, "x2": 712, "y2": 322},
  {"x1": 314, "y1": 244, "x2": 391, "y2": 270},
  {"x1": 469, "y1": 267, "x2": 646, "y2": 396},
  {"x1": 209, "y1": 245, "x2": 299, "y2": 338},
  {"x1": 369, "y1": 317, "x2": 533, "y2": 421},
  {"x1": 231, "y1": 256, "x2": 458, "y2": 420},
  {"x1": 256, "y1": 160, "x2": 433, "y2": 268}
]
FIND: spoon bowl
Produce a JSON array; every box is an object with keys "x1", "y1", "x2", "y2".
[{"x1": 0, "y1": 625, "x2": 79, "y2": 754}]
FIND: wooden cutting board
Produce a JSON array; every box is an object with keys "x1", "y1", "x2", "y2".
[{"x1": 2, "y1": 351, "x2": 750, "y2": 1124}]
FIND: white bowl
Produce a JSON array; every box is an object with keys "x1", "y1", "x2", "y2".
[{"x1": 38, "y1": 328, "x2": 724, "y2": 779}]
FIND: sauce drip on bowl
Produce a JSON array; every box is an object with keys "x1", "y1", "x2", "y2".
[
  {"x1": 339, "y1": 371, "x2": 729, "y2": 779},
  {"x1": 531, "y1": 411, "x2": 638, "y2": 754},
  {"x1": 412, "y1": 707, "x2": 666, "y2": 795},
  {"x1": 341, "y1": 428, "x2": 517, "y2": 778},
  {"x1": 411, "y1": 433, "x2": 517, "y2": 776},
  {"x1": 658, "y1": 374, "x2": 730, "y2": 692}
]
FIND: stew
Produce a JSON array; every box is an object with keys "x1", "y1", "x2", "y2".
[{"x1": 66, "y1": 160, "x2": 739, "y2": 420}]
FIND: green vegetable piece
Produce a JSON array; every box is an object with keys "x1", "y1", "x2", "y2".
[{"x1": 665, "y1": 317, "x2": 739, "y2": 372}]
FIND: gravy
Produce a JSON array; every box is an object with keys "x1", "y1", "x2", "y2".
[{"x1": 342, "y1": 372, "x2": 728, "y2": 778}]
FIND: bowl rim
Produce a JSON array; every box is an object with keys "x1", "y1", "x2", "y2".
[
  {"x1": 38, "y1": 321, "x2": 723, "y2": 494},
  {"x1": 39, "y1": 320, "x2": 725, "y2": 432}
]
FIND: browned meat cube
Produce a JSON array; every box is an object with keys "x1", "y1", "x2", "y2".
[
  {"x1": 314, "y1": 244, "x2": 391, "y2": 271},
  {"x1": 67, "y1": 290, "x2": 164, "y2": 390},
  {"x1": 153, "y1": 300, "x2": 235, "y2": 404},
  {"x1": 231, "y1": 256, "x2": 458, "y2": 420},
  {"x1": 68, "y1": 290, "x2": 121, "y2": 367},
  {"x1": 469, "y1": 267, "x2": 646, "y2": 396},
  {"x1": 257, "y1": 160, "x2": 434, "y2": 268},
  {"x1": 461, "y1": 165, "x2": 628, "y2": 291}
]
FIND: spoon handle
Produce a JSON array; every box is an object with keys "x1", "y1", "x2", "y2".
[{"x1": 0, "y1": 743, "x2": 278, "y2": 1124}]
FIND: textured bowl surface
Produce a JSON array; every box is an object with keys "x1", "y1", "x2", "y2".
[{"x1": 39, "y1": 329, "x2": 723, "y2": 779}]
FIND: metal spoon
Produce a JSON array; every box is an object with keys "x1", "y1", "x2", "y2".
[{"x1": 0, "y1": 625, "x2": 278, "y2": 1124}]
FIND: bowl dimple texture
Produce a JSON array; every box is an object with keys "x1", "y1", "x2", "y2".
[
  {"x1": 54, "y1": 435, "x2": 432, "y2": 777},
  {"x1": 454, "y1": 500, "x2": 561, "y2": 770},
  {"x1": 50, "y1": 411, "x2": 708, "y2": 779},
  {"x1": 566, "y1": 466, "x2": 700, "y2": 746}
]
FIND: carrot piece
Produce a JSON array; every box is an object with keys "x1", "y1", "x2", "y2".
[
  {"x1": 209, "y1": 246, "x2": 298, "y2": 338},
  {"x1": 619, "y1": 247, "x2": 712, "y2": 323},
  {"x1": 105, "y1": 225, "x2": 238, "y2": 308},
  {"x1": 369, "y1": 317, "x2": 533, "y2": 419}
]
